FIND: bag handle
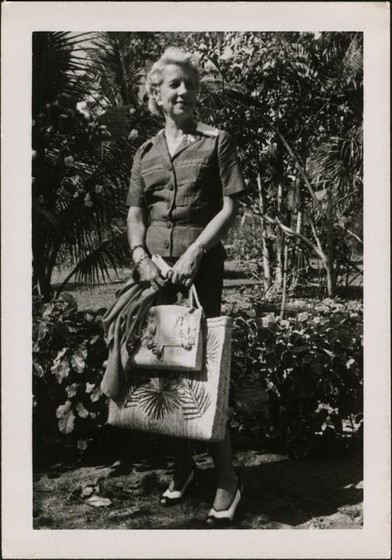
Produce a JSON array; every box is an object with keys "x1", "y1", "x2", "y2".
[
  {"x1": 151, "y1": 254, "x2": 204, "y2": 312},
  {"x1": 189, "y1": 284, "x2": 203, "y2": 310}
]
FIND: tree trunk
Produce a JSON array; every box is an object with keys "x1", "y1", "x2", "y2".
[
  {"x1": 256, "y1": 171, "x2": 271, "y2": 290},
  {"x1": 291, "y1": 209, "x2": 303, "y2": 289},
  {"x1": 291, "y1": 178, "x2": 303, "y2": 288},
  {"x1": 326, "y1": 186, "x2": 335, "y2": 297},
  {"x1": 275, "y1": 181, "x2": 283, "y2": 287},
  {"x1": 280, "y1": 241, "x2": 289, "y2": 319},
  {"x1": 32, "y1": 245, "x2": 52, "y2": 300}
]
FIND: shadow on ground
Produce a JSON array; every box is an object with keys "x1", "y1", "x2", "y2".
[{"x1": 33, "y1": 445, "x2": 362, "y2": 530}]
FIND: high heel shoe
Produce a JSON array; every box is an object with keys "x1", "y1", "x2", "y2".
[
  {"x1": 206, "y1": 480, "x2": 243, "y2": 526},
  {"x1": 159, "y1": 466, "x2": 196, "y2": 507}
]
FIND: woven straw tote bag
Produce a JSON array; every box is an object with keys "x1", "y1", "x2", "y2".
[{"x1": 108, "y1": 304, "x2": 232, "y2": 442}]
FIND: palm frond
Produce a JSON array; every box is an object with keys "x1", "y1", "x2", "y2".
[
  {"x1": 55, "y1": 231, "x2": 129, "y2": 291},
  {"x1": 307, "y1": 125, "x2": 362, "y2": 218},
  {"x1": 180, "y1": 379, "x2": 211, "y2": 420},
  {"x1": 341, "y1": 35, "x2": 363, "y2": 83},
  {"x1": 128, "y1": 377, "x2": 184, "y2": 421},
  {"x1": 32, "y1": 32, "x2": 94, "y2": 116}
]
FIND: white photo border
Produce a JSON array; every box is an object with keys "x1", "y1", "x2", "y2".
[{"x1": 1, "y1": 2, "x2": 390, "y2": 558}]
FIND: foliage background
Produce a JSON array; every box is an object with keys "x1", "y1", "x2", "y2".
[
  {"x1": 32, "y1": 31, "x2": 363, "y2": 459},
  {"x1": 32, "y1": 31, "x2": 363, "y2": 300}
]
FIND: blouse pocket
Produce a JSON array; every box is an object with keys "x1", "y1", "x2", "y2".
[
  {"x1": 175, "y1": 159, "x2": 212, "y2": 205},
  {"x1": 141, "y1": 163, "x2": 168, "y2": 193}
]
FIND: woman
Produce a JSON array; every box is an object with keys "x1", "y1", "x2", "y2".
[{"x1": 126, "y1": 47, "x2": 246, "y2": 524}]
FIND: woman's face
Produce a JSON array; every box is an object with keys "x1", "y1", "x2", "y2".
[{"x1": 155, "y1": 64, "x2": 198, "y2": 121}]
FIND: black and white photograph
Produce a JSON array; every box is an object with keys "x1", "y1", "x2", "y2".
[{"x1": 1, "y1": 2, "x2": 390, "y2": 559}]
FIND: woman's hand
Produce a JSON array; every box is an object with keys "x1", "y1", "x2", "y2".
[
  {"x1": 168, "y1": 243, "x2": 204, "y2": 288},
  {"x1": 136, "y1": 257, "x2": 166, "y2": 290}
]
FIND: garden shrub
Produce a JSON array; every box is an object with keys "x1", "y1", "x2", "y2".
[
  {"x1": 33, "y1": 294, "x2": 108, "y2": 452},
  {"x1": 227, "y1": 294, "x2": 363, "y2": 455},
  {"x1": 33, "y1": 292, "x2": 363, "y2": 457}
]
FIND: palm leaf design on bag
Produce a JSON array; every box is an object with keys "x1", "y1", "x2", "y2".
[
  {"x1": 180, "y1": 378, "x2": 211, "y2": 420},
  {"x1": 124, "y1": 326, "x2": 220, "y2": 421},
  {"x1": 204, "y1": 327, "x2": 221, "y2": 371},
  {"x1": 127, "y1": 376, "x2": 184, "y2": 420},
  {"x1": 178, "y1": 327, "x2": 219, "y2": 420}
]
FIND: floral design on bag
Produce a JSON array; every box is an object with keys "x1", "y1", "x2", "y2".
[{"x1": 139, "y1": 308, "x2": 199, "y2": 359}]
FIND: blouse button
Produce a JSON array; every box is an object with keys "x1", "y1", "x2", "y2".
[{"x1": 164, "y1": 240, "x2": 170, "y2": 248}]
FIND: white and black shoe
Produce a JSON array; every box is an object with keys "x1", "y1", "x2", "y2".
[
  {"x1": 206, "y1": 480, "x2": 243, "y2": 526},
  {"x1": 159, "y1": 467, "x2": 196, "y2": 507}
]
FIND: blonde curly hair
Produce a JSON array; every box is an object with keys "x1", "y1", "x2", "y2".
[{"x1": 145, "y1": 47, "x2": 201, "y2": 117}]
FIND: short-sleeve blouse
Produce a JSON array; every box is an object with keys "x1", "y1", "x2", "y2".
[{"x1": 126, "y1": 122, "x2": 246, "y2": 257}]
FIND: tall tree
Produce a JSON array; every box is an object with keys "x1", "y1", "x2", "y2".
[{"x1": 194, "y1": 31, "x2": 363, "y2": 296}]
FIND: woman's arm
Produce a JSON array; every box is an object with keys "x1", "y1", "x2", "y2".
[
  {"x1": 168, "y1": 195, "x2": 239, "y2": 287},
  {"x1": 127, "y1": 206, "x2": 165, "y2": 289}
]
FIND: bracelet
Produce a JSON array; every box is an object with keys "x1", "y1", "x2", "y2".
[
  {"x1": 134, "y1": 252, "x2": 148, "y2": 269},
  {"x1": 194, "y1": 240, "x2": 207, "y2": 254},
  {"x1": 131, "y1": 244, "x2": 146, "y2": 257}
]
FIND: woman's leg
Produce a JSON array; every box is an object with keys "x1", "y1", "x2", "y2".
[
  {"x1": 194, "y1": 248, "x2": 239, "y2": 509},
  {"x1": 163, "y1": 249, "x2": 239, "y2": 507},
  {"x1": 168, "y1": 437, "x2": 194, "y2": 490},
  {"x1": 209, "y1": 427, "x2": 239, "y2": 510}
]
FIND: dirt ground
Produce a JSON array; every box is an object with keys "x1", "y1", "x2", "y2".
[{"x1": 33, "y1": 445, "x2": 362, "y2": 530}]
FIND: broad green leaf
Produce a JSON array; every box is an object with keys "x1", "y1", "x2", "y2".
[
  {"x1": 59, "y1": 292, "x2": 77, "y2": 308},
  {"x1": 71, "y1": 344, "x2": 88, "y2": 373},
  {"x1": 38, "y1": 321, "x2": 49, "y2": 342},
  {"x1": 75, "y1": 401, "x2": 89, "y2": 418},
  {"x1": 85, "y1": 382, "x2": 96, "y2": 394},
  {"x1": 220, "y1": 46, "x2": 233, "y2": 61},
  {"x1": 51, "y1": 355, "x2": 70, "y2": 382},
  {"x1": 42, "y1": 303, "x2": 54, "y2": 319},
  {"x1": 56, "y1": 400, "x2": 72, "y2": 417},
  {"x1": 33, "y1": 362, "x2": 44, "y2": 378},
  {"x1": 56, "y1": 401, "x2": 75, "y2": 434},
  {"x1": 66, "y1": 382, "x2": 81, "y2": 397},
  {"x1": 90, "y1": 386, "x2": 103, "y2": 403},
  {"x1": 297, "y1": 312, "x2": 309, "y2": 323},
  {"x1": 54, "y1": 348, "x2": 68, "y2": 361}
]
